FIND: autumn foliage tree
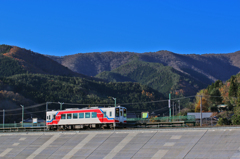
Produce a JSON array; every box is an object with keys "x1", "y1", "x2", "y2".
[{"x1": 195, "y1": 98, "x2": 209, "y2": 112}]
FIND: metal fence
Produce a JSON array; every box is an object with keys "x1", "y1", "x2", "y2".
[
  {"x1": 0, "y1": 116, "x2": 195, "y2": 128},
  {"x1": 0, "y1": 123, "x2": 45, "y2": 128},
  {"x1": 127, "y1": 115, "x2": 196, "y2": 123}
]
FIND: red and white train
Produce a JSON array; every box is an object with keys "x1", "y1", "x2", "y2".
[{"x1": 46, "y1": 106, "x2": 127, "y2": 130}]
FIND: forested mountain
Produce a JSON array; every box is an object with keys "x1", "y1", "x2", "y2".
[
  {"x1": 96, "y1": 60, "x2": 206, "y2": 96},
  {"x1": 48, "y1": 50, "x2": 240, "y2": 97},
  {"x1": 2, "y1": 44, "x2": 240, "y2": 123},
  {"x1": 0, "y1": 45, "x2": 166, "y2": 112},
  {"x1": 49, "y1": 50, "x2": 240, "y2": 85},
  {"x1": 48, "y1": 51, "x2": 135, "y2": 76},
  {"x1": 0, "y1": 45, "x2": 97, "y2": 80}
]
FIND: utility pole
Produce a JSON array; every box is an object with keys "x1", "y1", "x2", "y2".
[
  {"x1": 3, "y1": 109, "x2": 5, "y2": 129},
  {"x1": 20, "y1": 105, "x2": 24, "y2": 127},
  {"x1": 46, "y1": 102, "x2": 52, "y2": 130},
  {"x1": 169, "y1": 94, "x2": 171, "y2": 122},
  {"x1": 175, "y1": 103, "x2": 177, "y2": 116},
  {"x1": 173, "y1": 101, "x2": 174, "y2": 121},
  {"x1": 112, "y1": 97, "x2": 116, "y2": 132},
  {"x1": 58, "y1": 102, "x2": 64, "y2": 110},
  {"x1": 178, "y1": 100, "x2": 180, "y2": 114},
  {"x1": 200, "y1": 95, "x2": 202, "y2": 127}
]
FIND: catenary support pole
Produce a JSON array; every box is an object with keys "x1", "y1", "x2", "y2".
[
  {"x1": 113, "y1": 98, "x2": 116, "y2": 107},
  {"x1": 58, "y1": 102, "x2": 64, "y2": 110}
]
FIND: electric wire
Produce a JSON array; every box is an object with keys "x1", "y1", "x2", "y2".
[
  {"x1": 0, "y1": 94, "x2": 237, "y2": 116},
  {"x1": 0, "y1": 110, "x2": 46, "y2": 117},
  {"x1": 0, "y1": 103, "x2": 46, "y2": 112}
]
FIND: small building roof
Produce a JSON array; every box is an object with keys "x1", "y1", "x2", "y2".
[
  {"x1": 217, "y1": 104, "x2": 228, "y2": 108},
  {"x1": 187, "y1": 112, "x2": 213, "y2": 119}
]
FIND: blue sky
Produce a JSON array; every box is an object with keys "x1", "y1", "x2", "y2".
[{"x1": 1, "y1": 0, "x2": 240, "y2": 56}]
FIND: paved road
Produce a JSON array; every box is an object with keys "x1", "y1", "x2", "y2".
[{"x1": 0, "y1": 128, "x2": 240, "y2": 158}]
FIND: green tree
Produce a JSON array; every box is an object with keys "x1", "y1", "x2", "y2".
[
  {"x1": 229, "y1": 76, "x2": 238, "y2": 97},
  {"x1": 218, "y1": 117, "x2": 231, "y2": 125},
  {"x1": 209, "y1": 88, "x2": 222, "y2": 105}
]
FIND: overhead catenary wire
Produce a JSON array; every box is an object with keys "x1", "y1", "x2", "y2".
[
  {"x1": 0, "y1": 110, "x2": 46, "y2": 117},
  {"x1": 0, "y1": 94, "x2": 237, "y2": 114},
  {"x1": 170, "y1": 95, "x2": 196, "y2": 101},
  {"x1": 119, "y1": 99, "x2": 169, "y2": 106},
  {"x1": 0, "y1": 95, "x2": 204, "y2": 113},
  {"x1": 0, "y1": 103, "x2": 46, "y2": 112},
  {"x1": 53, "y1": 102, "x2": 114, "y2": 106}
]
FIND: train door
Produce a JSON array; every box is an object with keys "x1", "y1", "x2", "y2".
[
  {"x1": 115, "y1": 108, "x2": 119, "y2": 123},
  {"x1": 119, "y1": 108, "x2": 124, "y2": 123}
]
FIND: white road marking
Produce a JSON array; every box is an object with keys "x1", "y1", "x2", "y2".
[
  {"x1": 103, "y1": 133, "x2": 138, "y2": 159},
  {"x1": 19, "y1": 138, "x2": 26, "y2": 141},
  {"x1": 62, "y1": 133, "x2": 96, "y2": 159},
  {"x1": 170, "y1": 135, "x2": 181, "y2": 139},
  {"x1": 151, "y1": 150, "x2": 168, "y2": 159},
  {"x1": 0, "y1": 148, "x2": 13, "y2": 157},
  {"x1": 164, "y1": 142, "x2": 175, "y2": 146},
  {"x1": 12, "y1": 143, "x2": 19, "y2": 146},
  {"x1": 26, "y1": 135, "x2": 60, "y2": 159}
]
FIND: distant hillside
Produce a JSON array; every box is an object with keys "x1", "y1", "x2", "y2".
[
  {"x1": 1, "y1": 73, "x2": 166, "y2": 111},
  {"x1": 47, "y1": 52, "x2": 136, "y2": 76},
  {"x1": 96, "y1": 60, "x2": 206, "y2": 96},
  {"x1": 0, "y1": 45, "x2": 98, "y2": 80},
  {"x1": 48, "y1": 50, "x2": 240, "y2": 84}
]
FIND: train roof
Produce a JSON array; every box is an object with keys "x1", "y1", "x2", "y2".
[{"x1": 47, "y1": 105, "x2": 125, "y2": 112}]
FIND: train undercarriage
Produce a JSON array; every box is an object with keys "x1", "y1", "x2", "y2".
[{"x1": 48, "y1": 123, "x2": 126, "y2": 130}]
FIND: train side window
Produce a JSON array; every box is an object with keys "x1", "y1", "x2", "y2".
[
  {"x1": 115, "y1": 108, "x2": 119, "y2": 117},
  {"x1": 124, "y1": 109, "x2": 127, "y2": 117},
  {"x1": 53, "y1": 115, "x2": 56, "y2": 120},
  {"x1": 67, "y1": 114, "x2": 72, "y2": 119},
  {"x1": 79, "y1": 113, "x2": 84, "y2": 119},
  {"x1": 110, "y1": 111, "x2": 112, "y2": 117},
  {"x1": 85, "y1": 113, "x2": 90, "y2": 118},
  {"x1": 61, "y1": 114, "x2": 66, "y2": 119},
  {"x1": 120, "y1": 111, "x2": 123, "y2": 116},
  {"x1": 73, "y1": 113, "x2": 78, "y2": 119},
  {"x1": 92, "y1": 112, "x2": 97, "y2": 118}
]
